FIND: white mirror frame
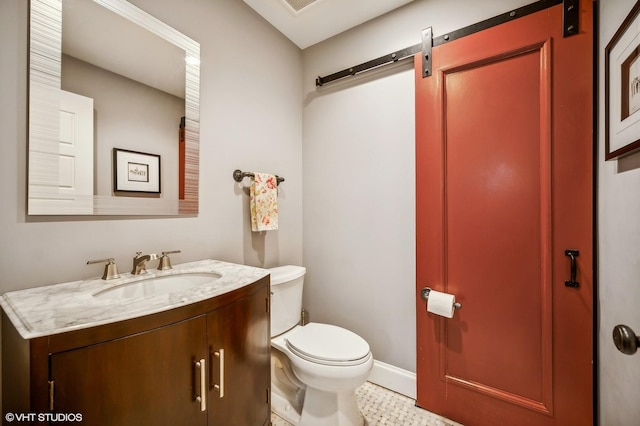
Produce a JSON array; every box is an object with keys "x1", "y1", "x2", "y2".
[{"x1": 28, "y1": 0, "x2": 200, "y2": 215}]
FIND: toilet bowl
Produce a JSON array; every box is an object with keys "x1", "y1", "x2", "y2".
[{"x1": 269, "y1": 266, "x2": 373, "y2": 426}]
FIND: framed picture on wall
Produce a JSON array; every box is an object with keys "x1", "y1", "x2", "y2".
[
  {"x1": 605, "y1": 0, "x2": 640, "y2": 160},
  {"x1": 113, "y1": 148, "x2": 161, "y2": 193}
]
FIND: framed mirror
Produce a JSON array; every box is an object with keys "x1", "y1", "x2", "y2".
[{"x1": 28, "y1": 0, "x2": 200, "y2": 215}]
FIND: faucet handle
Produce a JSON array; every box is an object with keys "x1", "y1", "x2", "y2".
[
  {"x1": 158, "y1": 250, "x2": 181, "y2": 270},
  {"x1": 87, "y1": 258, "x2": 120, "y2": 280}
]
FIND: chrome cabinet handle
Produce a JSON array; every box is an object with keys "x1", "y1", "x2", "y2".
[
  {"x1": 564, "y1": 249, "x2": 579, "y2": 287},
  {"x1": 213, "y1": 349, "x2": 225, "y2": 398},
  {"x1": 195, "y1": 359, "x2": 206, "y2": 411}
]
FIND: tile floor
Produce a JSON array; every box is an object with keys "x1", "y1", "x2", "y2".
[{"x1": 270, "y1": 381, "x2": 463, "y2": 426}]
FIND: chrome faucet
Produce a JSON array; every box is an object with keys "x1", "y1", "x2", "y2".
[{"x1": 131, "y1": 252, "x2": 157, "y2": 275}]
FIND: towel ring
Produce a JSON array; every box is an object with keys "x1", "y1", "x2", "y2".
[{"x1": 233, "y1": 169, "x2": 285, "y2": 185}]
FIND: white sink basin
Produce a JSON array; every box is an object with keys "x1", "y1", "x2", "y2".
[{"x1": 93, "y1": 272, "x2": 221, "y2": 300}]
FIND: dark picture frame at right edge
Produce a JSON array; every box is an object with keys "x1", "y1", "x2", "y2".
[{"x1": 605, "y1": 0, "x2": 640, "y2": 160}]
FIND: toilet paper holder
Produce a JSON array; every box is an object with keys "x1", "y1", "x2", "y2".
[{"x1": 420, "y1": 287, "x2": 462, "y2": 310}]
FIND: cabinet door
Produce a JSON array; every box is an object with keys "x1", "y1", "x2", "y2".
[
  {"x1": 50, "y1": 316, "x2": 208, "y2": 426},
  {"x1": 207, "y1": 286, "x2": 270, "y2": 425}
]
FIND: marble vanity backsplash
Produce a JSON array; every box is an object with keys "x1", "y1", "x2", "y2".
[{"x1": 1, "y1": 260, "x2": 269, "y2": 339}]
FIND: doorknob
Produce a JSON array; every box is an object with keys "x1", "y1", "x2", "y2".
[{"x1": 612, "y1": 325, "x2": 640, "y2": 355}]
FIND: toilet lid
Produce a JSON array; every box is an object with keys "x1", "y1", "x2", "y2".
[{"x1": 285, "y1": 323, "x2": 370, "y2": 366}]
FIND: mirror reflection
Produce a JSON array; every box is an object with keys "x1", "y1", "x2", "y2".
[{"x1": 28, "y1": 0, "x2": 200, "y2": 215}]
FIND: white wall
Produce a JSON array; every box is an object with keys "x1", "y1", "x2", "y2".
[
  {"x1": 598, "y1": 2, "x2": 640, "y2": 424},
  {"x1": 301, "y1": 0, "x2": 531, "y2": 378},
  {"x1": 0, "y1": 0, "x2": 303, "y2": 407}
]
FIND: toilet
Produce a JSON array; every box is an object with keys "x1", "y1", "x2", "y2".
[{"x1": 269, "y1": 265, "x2": 373, "y2": 426}]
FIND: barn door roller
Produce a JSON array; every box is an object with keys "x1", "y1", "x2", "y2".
[
  {"x1": 419, "y1": 1, "x2": 576, "y2": 79},
  {"x1": 317, "y1": 1, "x2": 572, "y2": 86},
  {"x1": 563, "y1": 0, "x2": 580, "y2": 37},
  {"x1": 421, "y1": 27, "x2": 432, "y2": 78}
]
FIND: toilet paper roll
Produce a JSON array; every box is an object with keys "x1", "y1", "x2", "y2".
[{"x1": 426, "y1": 290, "x2": 456, "y2": 318}]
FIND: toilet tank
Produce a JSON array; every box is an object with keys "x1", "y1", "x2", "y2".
[{"x1": 269, "y1": 265, "x2": 306, "y2": 337}]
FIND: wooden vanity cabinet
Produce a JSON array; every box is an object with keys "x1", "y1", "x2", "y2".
[
  {"x1": 2, "y1": 277, "x2": 270, "y2": 426},
  {"x1": 50, "y1": 316, "x2": 208, "y2": 425},
  {"x1": 207, "y1": 282, "x2": 270, "y2": 426}
]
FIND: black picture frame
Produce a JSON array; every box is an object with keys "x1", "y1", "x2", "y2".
[
  {"x1": 113, "y1": 148, "x2": 161, "y2": 193},
  {"x1": 605, "y1": 0, "x2": 640, "y2": 160}
]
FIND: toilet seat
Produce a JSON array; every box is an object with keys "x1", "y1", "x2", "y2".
[{"x1": 285, "y1": 323, "x2": 370, "y2": 366}]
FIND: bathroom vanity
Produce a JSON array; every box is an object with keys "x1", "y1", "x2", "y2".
[{"x1": 1, "y1": 260, "x2": 270, "y2": 425}]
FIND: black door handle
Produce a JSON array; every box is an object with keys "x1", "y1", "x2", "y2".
[{"x1": 564, "y1": 249, "x2": 579, "y2": 287}]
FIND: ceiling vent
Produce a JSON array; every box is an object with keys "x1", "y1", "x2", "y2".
[{"x1": 283, "y1": 0, "x2": 318, "y2": 13}]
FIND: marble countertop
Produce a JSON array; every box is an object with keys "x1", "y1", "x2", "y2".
[{"x1": 0, "y1": 259, "x2": 269, "y2": 340}]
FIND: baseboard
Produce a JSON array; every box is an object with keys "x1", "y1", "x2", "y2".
[
  {"x1": 271, "y1": 391, "x2": 301, "y2": 425},
  {"x1": 367, "y1": 360, "x2": 416, "y2": 400}
]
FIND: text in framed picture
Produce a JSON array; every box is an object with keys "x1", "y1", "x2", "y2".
[
  {"x1": 622, "y1": 46, "x2": 640, "y2": 119},
  {"x1": 113, "y1": 148, "x2": 161, "y2": 193}
]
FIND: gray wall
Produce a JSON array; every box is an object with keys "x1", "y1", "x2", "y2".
[
  {"x1": 598, "y1": 1, "x2": 640, "y2": 424},
  {"x1": 0, "y1": 0, "x2": 303, "y2": 407},
  {"x1": 301, "y1": 0, "x2": 532, "y2": 375},
  {"x1": 0, "y1": 0, "x2": 303, "y2": 289},
  {"x1": 303, "y1": 1, "x2": 640, "y2": 423},
  {"x1": 2, "y1": 0, "x2": 639, "y2": 423},
  {"x1": 63, "y1": 55, "x2": 183, "y2": 199}
]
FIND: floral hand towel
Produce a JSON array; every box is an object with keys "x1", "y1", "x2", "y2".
[{"x1": 250, "y1": 172, "x2": 278, "y2": 232}]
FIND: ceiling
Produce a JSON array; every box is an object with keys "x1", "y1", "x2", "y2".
[{"x1": 243, "y1": 0, "x2": 416, "y2": 49}]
